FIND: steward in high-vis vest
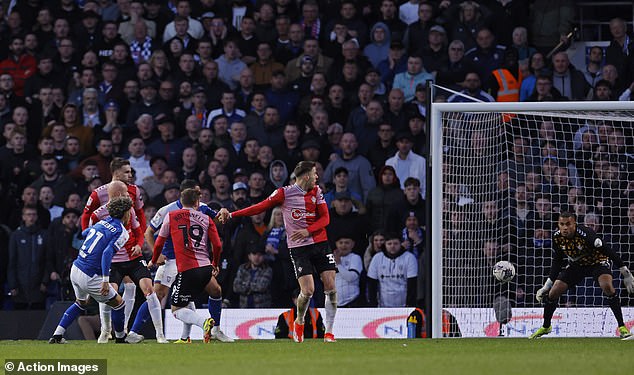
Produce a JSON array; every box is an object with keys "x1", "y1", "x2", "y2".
[
  {"x1": 488, "y1": 47, "x2": 522, "y2": 122},
  {"x1": 275, "y1": 306, "x2": 325, "y2": 339},
  {"x1": 489, "y1": 47, "x2": 522, "y2": 102},
  {"x1": 275, "y1": 289, "x2": 325, "y2": 339},
  {"x1": 407, "y1": 308, "x2": 462, "y2": 338}
]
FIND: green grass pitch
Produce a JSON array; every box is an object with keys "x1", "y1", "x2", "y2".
[{"x1": 1, "y1": 339, "x2": 632, "y2": 375}]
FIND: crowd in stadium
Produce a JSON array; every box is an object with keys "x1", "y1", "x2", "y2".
[{"x1": 0, "y1": 0, "x2": 632, "y2": 316}]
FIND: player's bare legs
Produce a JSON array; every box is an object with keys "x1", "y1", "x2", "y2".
[
  {"x1": 293, "y1": 274, "x2": 315, "y2": 343},
  {"x1": 320, "y1": 270, "x2": 337, "y2": 342}
]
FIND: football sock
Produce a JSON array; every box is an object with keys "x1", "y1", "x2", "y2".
[
  {"x1": 111, "y1": 301, "x2": 126, "y2": 338},
  {"x1": 147, "y1": 293, "x2": 164, "y2": 335},
  {"x1": 122, "y1": 283, "x2": 136, "y2": 330},
  {"x1": 130, "y1": 301, "x2": 150, "y2": 334},
  {"x1": 606, "y1": 293, "x2": 625, "y2": 327},
  {"x1": 99, "y1": 303, "x2": 111, "y2": 333},
  {"x1": 324, "y1": 290, "x2": 337, "y2": 334},
  {"x1": 180, "y1": 302, "x2": 196, "y2": 339},
  {"x1": 54, "y1": 302, "x2": 85, "y2": 336},
  {"x1": 543, "y1": 296, "x2": 558, "y2": 328},
  {"x1": 208, "y1": 297, "x2": 222, "y2": 327},
  {"x1": 174, "y1": 308, "x2": 206, "y2": 329},
  {"x1": 296, "y1": 292, "x2": 311, "y2": 325}
]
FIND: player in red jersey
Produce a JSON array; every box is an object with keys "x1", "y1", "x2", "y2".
[
  {"x1": 89, "y1": 181, "x2": 167, "y2": 344},
  {"x1": 150, "y1": 188, "x2": 223, "y2": 343},
  {"x1": 82, "y1": 157, "x2": 146, "y2": 232},
  {"x1": 218, "y1": 161, "x2": 338, "y2": 343},
  {"x1": 81, "y1": 158, "x2": 145, "y2": 340}
]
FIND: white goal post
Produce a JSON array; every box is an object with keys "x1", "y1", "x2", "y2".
[{"x1": 430, "y1": 100, "x2": 634, "y2": 338}]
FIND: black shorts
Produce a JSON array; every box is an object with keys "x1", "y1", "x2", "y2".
[
  {"x1": 289, "y1": 242, "x2": 337, "y2": 278},
  {"x1": 557, "y1": 261, "x2": 612, "y2": 287},
  {"x1": 110, "y1": 258, "x2": 151, "y2": 286},
  {"x1": 171, "y1": 266, "x2": 213, "y2": 307}
]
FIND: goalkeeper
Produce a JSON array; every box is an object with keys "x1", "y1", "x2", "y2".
[{"x1": 530, "y1": 211, "x2": 634, "y2": 339}]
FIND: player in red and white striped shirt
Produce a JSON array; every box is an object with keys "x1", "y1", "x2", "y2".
[
  {"x1": 218, "y1": 161, "x2": 338, "y2": 343},
  {"x1": 82, "y1": 158, "x2": 146, "y2": 232},
  {"x1": 150, "y1": 188, "x2": 222, "y2": 343},
  {"x1": 81, "y1": 158, "x2": 146, "y2": 342}
]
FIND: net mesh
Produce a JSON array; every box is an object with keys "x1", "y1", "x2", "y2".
[{"x1": 439, "y1": 109, "x2": 634, "y2": 336}]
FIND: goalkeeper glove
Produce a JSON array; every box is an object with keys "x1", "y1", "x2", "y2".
[
  {"x1": 620, "y1": 266, "x2": 634, "y2": 294},
  {"x1": 536, "y1": 278, "x2": 554, "y2": 303}
]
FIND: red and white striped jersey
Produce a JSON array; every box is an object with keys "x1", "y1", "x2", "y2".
[
  {"x1": 153, "y1": 208, "x2": 223, "y2": 273},
  {"x1": 82, "y1": 182, "x2": 145, "y2": 231},
  {"x1": 232, "y1": 184, "x2": 329, "y2": 249},
  {"x1": 90, "y1": 204, "x2": 143, "y2": 262}
]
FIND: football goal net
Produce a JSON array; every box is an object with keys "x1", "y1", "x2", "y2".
[{"x1": 430, "y1": 99, "x2": 634, "y2": 338}]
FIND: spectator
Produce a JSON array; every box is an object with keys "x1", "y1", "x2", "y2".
[
  {"x1": 393, "y1": 55, "x2": 434, "y2": 102},
  {"x1": 207, "y1": 91, "x2": 247, "y2": 127},
  {"x1": 583, "y1": 46, "x2": 604, "y2": 87},
  {"x1": 526, "y1": 74, "x2": 567, "y2": 102},
  {"x1": 385, "y1": 132, "x2": 426, "y2": 193},
  {"x1": 447, "y1": 71, "x2": 495, "y2": 102},
  {"x1": 606, "y1": 17, "x2": 634, "y2": 85},
  {"x1": 210, "y1": 173, "x2": 234, "y2": 208},
  {"x1": 421, "y1": 25, "x2": 449, "y2": 75},
  {"x1": 364, "y1": 230, "x2": 386, "y2": 271},
  {"x1": 323, "y1": 166, "x2": 364, "y2": 207},
  {"x1": 0, "y1": 35, "x2": 37, "y2": 97},
  {"x1": 8, "y1": 206, "x2": 48, "y2": 310},
  {"x1": 71, "y1": 138, "x2": 115, "y2": 182},
  {"x1": 529, "y1": 0, "x2": 574, "y2": 56},
  {"x1": 376, "y1": 41, "x2": 408, "y2": 89},
  {"x1": 232, "y1": 248, "x2": 273, "y2": 308},
  {"x1": 333, "y1": 235, "x2": 363, "y2": 307},
  {"x1": 366, "y1": 165, "x2": 405, "y2": 233},
  {"x1": 125, "y1": 79, "x2": 163, "y2": 128},
  {"x1": 347, "y1": 97, "x2": 384, "y2": 154},
  {"x1": 215, "y1": 39, "x2": 247, "y2": 91},
  {"x1": 327, "y1": 191, "x2": 369, "y2": 256},
  {"x1": 463, "y1": 27, "x2": 506, "y2": 81},
  {"x1": 38, "y1": 186, "x2": 63, "y2": 220},
  {"x1": 323, "y1": 133, "x2": 376, "y2": 202},
  {"x1": 44, "y1": 207, "x2": 80, "y2": 303},
  {"x1": 367, "y1": 232, "x2": 417, "y2": 307},
  {"x1": 519, "y1": 52, "x2": 547, "y2": 101},
  {"x1": 162, "y1": 0, "x2": 204, "y2": 41},
  {"x1": 551, "y1": 51, "x2": 591, "y2": 101},
  {"x1": 404, "y1": 2, "x2": 437, "y2": 54},
  {"x1": 285, "y1": 38, "x2": 332, "y2": 82},
  {"x1": 30, "y1": 155, "x2": 77, "y2": 207},
  {"x1": 445, "y1": 0, "x2": 489, "y2": 53},
  {"x1": 146, "y1": 115, "x2": 188, "y2": 170}
]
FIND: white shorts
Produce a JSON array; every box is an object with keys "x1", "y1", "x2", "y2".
[
  {"x1": 70, "y1": 265, "x2": 118, "y2": 303},
  {"x1": 154, "y1": 259, "x2": 178, "y2": 288}
]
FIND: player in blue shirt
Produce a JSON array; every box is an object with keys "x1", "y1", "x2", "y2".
[
  {"x1": 127, "y1": 179, "x2": 234, "y2": 343},
  {"x1": 49, "y1": 197, "x2": 133, "y2": 344}
]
